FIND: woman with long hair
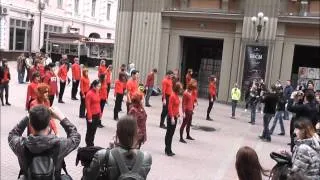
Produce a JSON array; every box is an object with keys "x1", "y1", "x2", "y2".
[
  {"x1": 25, "y1": 72, "x2": 41, "y2": 110},
  {"x1": 165, "y1": 82, "x2": 183, "y2": 156},
  {"x1": 79, "y1": 68, "x2": 90, "y2": 118},
  {"x1": 85, "y1": 80, "x2": 101, "y2": 147},
  {"x1": 206, "y1": 75, "x2": 216, "y2": 120},
  {"x1": 128, "y1": 92, "x2": 147, "y2": 149},
  {"x1": 28, "y1": 83, "x2": 58, "y2": 135},
  {"x1": 98, "y1": 74, "x2": 107, "y2": 128},
  {"x1": 236, "y1": 146, "x2": 269, "y2": 180},
  {"x1": 113, "y1": 72, "x2": 126, "y2": 120},
  {"x1": 43, "y1": 63, "x2": 58, "y2": 106}
]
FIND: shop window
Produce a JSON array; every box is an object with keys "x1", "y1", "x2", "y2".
[
  {"x1": 107, "y1": 33, "x2": 111, "y2": 39},
  {"x1": 9, "y1": 28, "x2": 14, "y2": 50},
  {"x1": 9, "y1": 19, "x2": 31, "y2": 51},
  {"x1": 15, "y1": 28, "x2": 26, "y2": 50}
]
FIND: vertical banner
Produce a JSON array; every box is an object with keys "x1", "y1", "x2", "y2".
[{"x1": 242, "y1": 45, "x2": 268, "y2": 97}]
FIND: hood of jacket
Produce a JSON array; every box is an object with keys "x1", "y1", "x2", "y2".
[
  {"x1": 295, "y1": 134, "x2": 320, "y2": 152},
  {"x1": 24, "y1": 134, "x2": 60, "y2": 154}
]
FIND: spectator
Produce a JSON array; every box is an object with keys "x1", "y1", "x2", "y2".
[
  {"x1": 145, "y1": 68, "x2": 157, "y2": 107},
  {"x1": 128, "y1": 92, "x2": 147, "y2": 148},
  {"x1": 8, "y1": 105, "x2": 80, "y2": 179},
  {"x1": 45, "y1": 54, "x2": 52, "y2": 65},
  {"x1": 283, "y1": 80, "x2": 294, "y2": 120},
  {"x1": 82, "y1": 116, "x2": 152, "y2": 180},
  {"x1": 270, "y1": 89, "x2": 286, "y2": 136},
  {"x1": 235, "y1": 146, "x2": 269, "y2": 180},
  {"x1": 0, "y1": 59, "x2": 11, "y2": 106},
  {"x1": 17, "y1": 53, "x2": 26, "y2": 84},
  {"x1": 231, "y1": 83, "x2": 241, "y2": 119},
  {"x1": 24, "y1": 53, "x2": 33, "y2": 82},
  {"x1": 248, "y1": 84, "x2": 259, "y2": 125}
]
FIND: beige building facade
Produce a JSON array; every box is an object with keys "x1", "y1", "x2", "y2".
[{"x1": 114, "y1": 0, "x2": 320, "y2": 102}]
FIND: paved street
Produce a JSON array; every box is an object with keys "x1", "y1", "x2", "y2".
[{"x1": 1, "y1": 62, "x2": 291, "y2": 180}]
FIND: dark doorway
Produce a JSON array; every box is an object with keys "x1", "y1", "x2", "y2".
[
  {"x1": 181, "y1": 37, "x2": 223, "y2": 97},
  {"x1": 291, "y1": 45, "x2": 320, "y2": 89}
]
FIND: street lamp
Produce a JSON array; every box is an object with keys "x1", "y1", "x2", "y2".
[
  {"x1": 38, "y1": 0, "x2": 46, "y2": 49},
  {"x1": 27, "y1": 12, "x2": 34, "y2": 54},
  {"x1": 251, "y1": 12, "x2": 268, "y2": 42}
]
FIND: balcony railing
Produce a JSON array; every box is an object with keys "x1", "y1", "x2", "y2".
[{"x1": 279, "y1": 0, "x2": 320, "y2": 17}]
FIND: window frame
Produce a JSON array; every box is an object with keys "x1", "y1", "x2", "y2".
[{"x1": 9, "y1": 18, "x2": 31, "y2": 52}]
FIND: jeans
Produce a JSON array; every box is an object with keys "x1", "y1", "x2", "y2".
[
  {"x1": 85, "y1": 114, "x2": 99, "y2": 147},
  {"x1": 160, "y1": 95, "x2": 170, "y2": 126},
  {"x1": 18, "y1": 69, "x2": 25, "y2": 83},
  {"x1": 283, "y1": 110, "x2": 289, "y2": 120},
  {"x1": 145, "y1": 86, "x2": 153, "y2": 106},
  {"x1": 250, "y1": 103, "x2": 257, "y2": 123},
  {"x1": 270, "y1": 111, "x2": 285, "y2": 134},
  {"x1": 262, "y1": 113, "x2": 274, "y2": 140},
  {"x1": 165, "y1": 116, "x2": 177, "y2": 153},
  {"x1": 71, "y1": 80, "x2": 80, "y2": 98},
  {"x1": 231, "y1": 100, "x2": 238, "y2": 117},
  {"x1": 180, "y1": 110, "x2": 193, "y2": 139}
]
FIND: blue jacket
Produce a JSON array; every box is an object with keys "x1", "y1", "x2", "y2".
[{"x1": 284, "y1": 85, "x2": 294, "y2": 100}]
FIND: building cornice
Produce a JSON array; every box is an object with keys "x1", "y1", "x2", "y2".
[
  {"x1": 161, "y1": 10, "x2": 244, "y2": 21},
  {"x1": 278, "y1": 15, "x2": 320, "y2": 25}
]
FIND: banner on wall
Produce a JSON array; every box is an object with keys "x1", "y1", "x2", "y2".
[{"x1": 242, "y1": 45, "x2": 268, "y2": 97}]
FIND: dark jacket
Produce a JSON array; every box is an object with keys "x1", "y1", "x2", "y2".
[
  {"x1": 287, "y1": 99, "x2": 318, "y2": 126},
  {"x1": 262, "y1": 92, "x2": 278, "y2": 114},
  {"x1": 277, "y1": 93, "x2": 286, "y2": 111},
  {"x1": 284, "y1": 85, "x2": 294, "y2": 100},
  {"x1": 83, "y1": 147, "x2": 152, "y2": 180},
  {"x1": 8, "y1": 116, "x2": 81, "y2": 178}
]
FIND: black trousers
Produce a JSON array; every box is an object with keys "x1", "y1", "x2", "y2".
[
  {"x1": 71, "y1": 80, "x2": 80, "y2": 98},
  {"x1": 0, "y1": 82, "x2": 9, "y2": 104},
  {"x1": 59, "y1": 81, "x2": 66, "y2": 101},
  {"x1": 126, "y1": 102, "x2": 132, "y2": 114},
  {"x1": 165, "y1": 116, "x2": 177, "y2": 153},
  {"x1": 114, "y1": 93, "x2": 124, "y2": 119},
  {"x1": 180, "y1": 110, "x2": 193, "y2": 138},
  {"x1": 25, "y1": 68, "x2": 30, "y2": 82},
  {"x1": 160, "y1": 95, "x2": 170, "y2": 126},
  {"x1": 207, "y1": 97, "x2": 214, "y2": 117},
  {"x1": 49, "y1": 95, "x2": 54, "y2": 106},
  {"x1": 85, "y1": 114, "x2": 100, "y2": 147},
  {"x1": 79, "y1": 93, "x2": 86, "y2": 117},
  {"x1": 290, "y1": 118, "x2": 296, "y2": 152},
  {"x1": 107, "y1": 83, "x2": 111, "y2": 99}
]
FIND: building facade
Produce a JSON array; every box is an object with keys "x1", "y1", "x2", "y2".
[
  {"x1": 113, "y1": 0, "x2": 320, "y2": 102},
  {"x1": 0, "y1": 0, "x2": 118, "y2": 61}
]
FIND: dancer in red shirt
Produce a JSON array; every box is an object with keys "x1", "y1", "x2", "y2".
[
  {"x1": 105, "y1": 65, "x2": 112, "y2": 101},
  {"x1": 180, "y1": 81, "x2": 197, "y2": 143},
  {"x1": 185, "y1": 69, "x2": 193, "y2": 88},
  {"x1": 79, "y1": 68, "x2": 90, "y2": 118},
  {"x1": 43, "y1": 63, "x2": 58, "y2": 106},
  {"x1": 165, "y1": 82, "x2": 183, "y2": 156},
  {"x1": 26, "y1": 72, "x2": 41, "y2": 110},
  {"x1": 98, "y1": 60, "x2": 107, "y2": 77},
  {"x1": 57, "y1": 62, "x2": 68, "y2": 103},
  {"x1": 98, "y1": 74, "x2": 107, "y2": 128},
  {"x1": 207, "y1": 75, "x2": 217, "y2": 121},
  {"x1": 28, "y1": 83, "x2": 58, "y2": 136},
  {"x1": 71, "y1": 58, "x2": 81, "y2": 100},
  {"x1": 128, "y1": 92, "x2": 147, "y2": 149},
  {"x1": 0, "y1": 59, "x2": 11, "y2": 106},
  {"x1": 145, "y1": 68, "x2": 157, "y2": 107},
  {"x1": 85, "y1": 80, "x2": 101, "y2": 147},
  {"x1": 113, "y1": 72, "x2": 126, "y2": 120},
  {"x1": 160, "y1": 70, "x2": 174, "y2": 129},
  {"x1": 126, "y1": 70, "x2": 139, "y2": 114}
]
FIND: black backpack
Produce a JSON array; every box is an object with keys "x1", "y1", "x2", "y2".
[
  {"x1": 269, "y1": 152, "x2": 292, "y2": 180},
  {"x1": 111, "y1": 149, "x2": 145, "y2": 180}
]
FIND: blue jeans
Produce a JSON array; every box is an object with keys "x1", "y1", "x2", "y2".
[
  {"x1": 283, "y1": 110, "x2": 289, "y2": 120},
  {"x1": 18, "y1": 69, "x2": 25, "y2": 83},
  {"x1": 250, "y1": 103, "x2": 256, "y2": 123},
  {"x1": 270, "y1": 111, "x2": 285, "y2": 134},
  {"x1": 231, "y1": 100, "x2": 238, "y2": 117},
  {"x1": 262, "y1": 113, "x2": 274, "y2": 140},
  {"x1": 145, "y1": 86, "x2": 153, "y2": 106}
]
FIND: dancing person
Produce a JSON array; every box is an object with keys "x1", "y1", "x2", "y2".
[
  {"x1": 82, "y1": 116, "x2": 152, "y2": 180},
  {"x1": 165, "y1": 82, "x2": 183, "y2": 156},
  {"x1": 235, "y1": 146, "x2": 269, "y2": 180},
  {"x1": 180, "y1": 81, "x2": 197, "y2": 143},
  {"x1": 58, "y1": 61, "x2": 68, "y2": 103},
  {"x1": 248, "y1": 84, "x2": 259, "y2": 125},
  {"x1": 71, "y1": 57, "x2": 81, "y2": 100},
  {"x1": 270, "y1": 89, "x2": 286, "y2": 136},
  {"x1": 30, "y1": 60, "x2": 45, "y2": 81},
  {"x1": 231, "y1": 83, "x2": 241, "y2": 119},
  {"x1": 98, "y1": 60, "x2": 106, "y2": 77},
  {"x1": 43, "y1": 63, "x2": 58, "y2": 106},
  {"x1": 283, "y1": 80, "x2": 294, "y2": 120},
  {"x1": 26, "y1": 72, "x2": 41, "y2": 110},
  {"x1": 145, "y1": 68, "x2": 157, "y2": 107},
  {"x1": 79, "y1": 68, "x2": 90, "y2": 118},
  {"x1": 0, "y1": 59, "x2": 11, "y2": 106},
  {"x1": 160, "y1": 70, "x2": 174, "y2": 129},
  {"x1": 105, "y1": 65, "x2": 112, "y2": 102},
  {"x1": 126, "y1": 70, "x2": 139, "y2": 114},
  {"x1": 114, "y1": 72, "x2": 126, "y2": 120},
  {"x1": 185, "y1": 69, "x2": 193, "y2": 88},
  {"x1": 207, "y1": 75, "x2": 217, "y2": 120},
  {"x1": 128, "y1": 92, "x2": 147, "y2": 149},
  {"x1": 259, "y1": 85, "x2": 278, "y2": 142},
  {"x1": 98, "y1": 74, "x2": 107, "y2": 128},
  {"x1": 85, "y1": 80, "x2": 101, "y2": 147}
]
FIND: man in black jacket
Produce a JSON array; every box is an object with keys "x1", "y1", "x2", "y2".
[
  {"x1": 8, "y1": 105, "x2": 81, "y2": 179},
  {"x1": 283, "y1": 80, "x2": 293, "y2": 120},
  {"x1": 259, "y1": 85, "x2": 278, "y2": 142}
]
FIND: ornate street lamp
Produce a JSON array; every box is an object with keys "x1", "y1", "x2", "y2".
[
  {"x1": 27, "y1": 12, "x2": 34, "y2": 54},
  {"x1": 251, "y1": 12, "x2": 268, "y2": 42}
]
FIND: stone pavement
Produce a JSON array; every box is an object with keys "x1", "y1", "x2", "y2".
[{"x1": 0, "y1": 62, "x2": 291, "y2": 180}]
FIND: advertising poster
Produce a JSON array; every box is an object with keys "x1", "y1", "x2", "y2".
[
  {"x1": 242, "y1": 45, "x2": 268, "y2": 95},
  {"x1": 307, "y1": 68, "x2": 319, "y2": 79},
  {"x1": 298, "y1": 67, "x2": 308, "y2": 79},
  {"x1": 314, "y1": 80, "x2": 320, "y2": 91}
]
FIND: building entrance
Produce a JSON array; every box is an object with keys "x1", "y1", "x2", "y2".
[
  {"x1": 291, "y1": 45, "x2": 320, "y2": 90},
  {"x1": 181, "y1": 37, "x2": 223, "y2": 98}
]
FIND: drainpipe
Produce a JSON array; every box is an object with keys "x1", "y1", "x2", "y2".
[{"x1": 127, "y1": 0, "x2": 134, "y2": 66}]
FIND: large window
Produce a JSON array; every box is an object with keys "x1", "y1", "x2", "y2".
[
  {"x1": 74, "y1": 0, "x2": 79, "y2": 15},
  {"x1": 57, "y1": 0, "x2": 63, "y2": 8},
  {"x1": 107, "y1": 3, "x2": 111, "y2": 20},
  {"x1": 43, "y1": 24, "x2": 63, "y2": 49},
  {"x1": 9, "y1": 19, "x2": 31, "y2": 51},
  {"x1": 92, "y1": 0, "x2": 96, "y2": 17}
]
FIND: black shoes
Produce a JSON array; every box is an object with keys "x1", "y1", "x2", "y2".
[
  {"x1": 186, "y1": 136, "x2": 195, "y2": 140},
  {"x1": 206, "y1": 116, "x2": 213, "y2": 121},
  {"x1": 98, "y1": 124, "x2": 104, "y2": 128},
  {"x1": 231, "y1": 116, "x2": 236, "y2": 119},
  {"x1": 160, "y1": 124, "x2": 167, "y2": 129},
  {"x1": 71, "y1": 97, "x2": 79, "y2": 100},
  {"x1": 79, "y1": 115, "x2": 86, "y2": 118},
  {"x1": 259, "y1": 135, "x2": 271, "y2": 142},
  {"x1": 145, "y1": 104, "x2": 151, "y2": 107},
  {"x1": 179, "y1": 138, "x2": 187, "y2": 143},
  {"x1": 278, "y1": 133, "x2": 285, "y2": 136},
  {"x1": 248, "y1": 121, "x2": 255, "y2": 125},
  {"x1": 165, "y1": 150, "x2": 176, "y2": 156},
  {"x1": 58, "y1": 100, "x2": 65, "y2": 104},
  {"x1": 5, "y1": 102, "x2": 11, "y2": 106}
]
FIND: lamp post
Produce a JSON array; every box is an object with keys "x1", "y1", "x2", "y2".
[
  {"x1": 38, "y1": 0, "x2": 46, "y2": 49},
  {"x1": 251, "y1": 12, "x2": 268, "y2": 42},
  {"x1": 27, "y1": 12, "x2": 34, "y2": 54}
]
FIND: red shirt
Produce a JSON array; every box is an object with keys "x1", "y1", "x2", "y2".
[
  {"x1": 145, "y1": 72, "x2": 154, "y2": 87},
  {"x1": 26, "y1": 82, "x2": 38, "y2": 109},
  {"x1": 58, "y1": 64, "x2": 68, "y2": 81},
  {"x1": 38, "y1": 64, "x2": 45, "y2": 78},
  {"x1": 209, "y1": 82, "x2": 216, "y2": 98},
  {"x1": 162, "y1": 77, "x2": 173, "y2": 98},
  {"x1": 99, "y1": 80, "x2": 107, "y2": 100},
  {"x1": 168, "y1": 93, "x2": 180, "y2": 118},
  {"x1": 115, "y1": 80, "x2": 124, "y2": 95},
  {"x1": 186, "y1": 74, "x2": 192, "y2": 86},
  {"x1": 85, "y1": 89, "x2": 101, "y2": 120},
  {"x1": 126, "y1": 79, "x2": 138, "y2": 98},
  {"x1": 2, "y1": 67, "x2": 10, "y2": 83},
  {"x1": 105, "y1": 69, "x2": 112, "y2": 84},
  {"x1": 43, "y1": 71, "x2": 58, "y2": 96},
  {"x1": 182, "y1": 90, "x2": 194, "y2": 112},
  {"x1": 80, "y1": 76, "x2": 90, "y2": 96},
  {"x1": 98, "y1": 65, "x2": 106, "y2": 77},
  {"x1": 192, "y1": 89, "x2": 198, "y2": 103},
  {"x1": 72, "y1": 63, "x2": 81, "y2": 80}
]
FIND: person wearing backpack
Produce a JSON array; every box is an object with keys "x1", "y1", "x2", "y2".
[
  {"x1": 8, "y1": 105, "x2": 81, "y2": 180},
  {"x1": 82, "y1": 115, "x2": 152, "y2": 180}
]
